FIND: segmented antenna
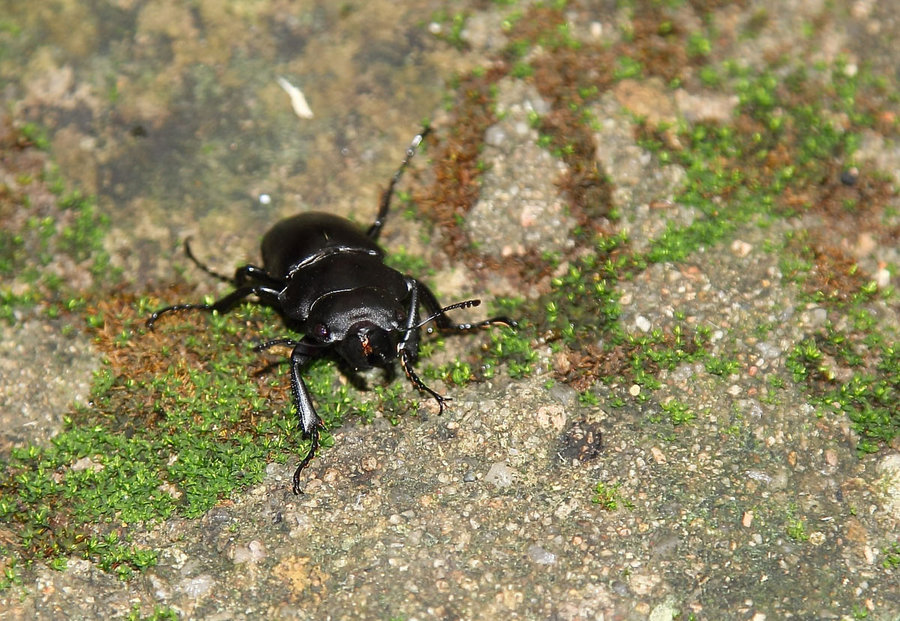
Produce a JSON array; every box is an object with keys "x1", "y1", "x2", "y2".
[{"x1": 413, "y1": 299, "x2": 481, "y2": 329}]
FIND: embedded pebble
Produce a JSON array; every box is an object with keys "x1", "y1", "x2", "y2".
[
  {"x1": 526, "y1": 544, "x2": 557, "y2": 565},
  {"x1": 484, "y1": 462, "x2": 516, "y2": 488},
  {"x1": 730, "y1": 239, "x2": 753, "y2": 257}
]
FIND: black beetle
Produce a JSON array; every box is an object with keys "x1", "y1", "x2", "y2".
[{"x1": 147, "y1": 127, "x2": 515, "y2": 494}]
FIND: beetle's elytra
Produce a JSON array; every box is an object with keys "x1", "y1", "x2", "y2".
[{"x1": 147, "y1": 127, "x2": 516, "y2": 494}]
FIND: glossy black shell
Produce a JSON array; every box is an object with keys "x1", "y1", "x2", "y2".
[
  {"x1": 261, "y1": 212, "x2": 409, "y2": 328},
  {"x1": 261, "y1": 212, "x2": 383, "y2": 277}
]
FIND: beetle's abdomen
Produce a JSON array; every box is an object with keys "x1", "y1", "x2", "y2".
[{"x1": 262, "y1": 212, "x2": 383, "y2": 278}]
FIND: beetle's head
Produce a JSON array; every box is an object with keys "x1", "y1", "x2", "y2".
[
  {"x1": 338, "y1": 322, "x2": 398, "y2": 369},
  {"x1": 307, "y1": 289, "x2": 404, "y2": 369}
]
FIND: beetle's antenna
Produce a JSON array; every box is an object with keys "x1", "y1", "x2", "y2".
[
  {"x1": 367, "y1": 125, "x2": 431, "y2": 240},
  {"x1": 412, "y1": 299, "x2": 481, "y2": 329},
  {"x1": 410, "y1": 299, "x2": 518, "y2": 334}
]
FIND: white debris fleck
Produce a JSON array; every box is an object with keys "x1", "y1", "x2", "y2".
[
  {"x1": 259, "y1": 193, "x2": 272, "y2": 205},
  {"x1": 232, "y1": 539, "x2": 267, "y2": 564},
  {"x1": 277, "y1": 76, "x2": 314, "y2": 119}
]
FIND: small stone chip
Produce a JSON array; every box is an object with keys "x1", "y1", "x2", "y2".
[{"x1": 484, "y1": 462, "x2": 516, "y2": 488}]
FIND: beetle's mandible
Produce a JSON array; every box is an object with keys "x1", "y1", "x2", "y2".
[{"x1": 147, "y1": 127, "x2": 516, "y2": 494}]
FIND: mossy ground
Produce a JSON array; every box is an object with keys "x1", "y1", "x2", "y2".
[
  {"x1": 423, "y1": 2, "x2": 897, "y2": 454},
  {"x1": 0, "y1": 0, "x2": 898, "y2": 618}
]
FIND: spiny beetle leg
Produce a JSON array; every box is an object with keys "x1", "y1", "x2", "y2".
[
  {"x1": 146, "y1": 285, "x2": 282, "y2": 330},
  {"x1": 399, "y1": 349, "x2": 449, "y2": 415}
]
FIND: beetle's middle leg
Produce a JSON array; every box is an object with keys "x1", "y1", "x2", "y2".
[
  {"x1": 146, "y1": 285, "x2": 282, "y2": 329},
  {"x1": 399, "y1": 349, "x2": 449, "y2": 415}
]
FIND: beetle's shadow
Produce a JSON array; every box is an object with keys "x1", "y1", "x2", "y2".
[{"x1": 251, "y1": 344, "x2": 399, "y2": 394}]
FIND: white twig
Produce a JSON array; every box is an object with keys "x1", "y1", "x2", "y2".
[{"x1": 276, "y1": 76, "x2": 314, "y2": 119}]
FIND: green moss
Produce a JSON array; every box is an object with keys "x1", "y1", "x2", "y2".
[
  {"x1": 614, "y1": 56, "x2": 643, "y2": 80},
  {"x1": 384, "y1": 247, "x2": 432, "y2": 277},
  {"x1": 511, "y1": 61, "x2": 534, "y2": 78},
  {"x1": 882, "y1": 542, "x2": 900, "y2": 570},
  {"x1": 660, "y1": 399, "x2": 696, "y2": 426},
  {"x1": 686, "y1": 32, "x2": 711, "y2": 58},
  {"x1": 785, "y1": 510, "x2": 810, "y2": 542},
  {"x1": 787, "y1": 329, "x2": 897, "y2": 454},
  {"x1": 592, "y1": 481, "x2": 633, "y2": 511},
  {"x1": 704, "y1": 356, "x2": 740, "y2": 377},
  {"x1": 18, "y1": 122, "x2": 50, "y2": 150},
  {"x1": 497, "y1": 9, "x2": 899, "y2": 459},
  {"x1": 430, "y1": 10, "x2": 469, "y2": 50},
  {"x1": 430, "y1": 358, "x2": 475, "y2": 387},
  {"x1": 0, "y1": 299, "x2": 373, "y2": 579},
  {"x1": 638, "y1": 61, "x2": 875, "y2": 262},
  {"x1": 125, "y1": 604, "x2": 180, "y2": 621},
  {"x1": 0, "y1": 155, "x2": 113, "y2": 322}
]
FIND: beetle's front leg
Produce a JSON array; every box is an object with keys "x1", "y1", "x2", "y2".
[
  {"x1": 399, "y1": 348, "x2": 450, "y2": 415},
  {"x1": 398, "y1": 279, "x2": 449, "y2": 414},
  {"x1": 288, "y1": 338, "x2": 326, "y2": 494}
]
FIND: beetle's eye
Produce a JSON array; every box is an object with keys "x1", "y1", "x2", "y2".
[{"x1": 313, "y1": 323, "x2": 329, "y2": 340}]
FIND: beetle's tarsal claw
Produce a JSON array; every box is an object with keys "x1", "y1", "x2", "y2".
[
  {"x1": 490, "y1": 316, "x2": 518, "y2": 329},
  {"x1": 291, "y1": 426, "x2": 319, "y2": 495},
  {"x1": 292, "y1": 464, "x2": 308, "y2": 495},
  {"x1": 434, "y1": 393, "x2": 451, "y2": 416}
]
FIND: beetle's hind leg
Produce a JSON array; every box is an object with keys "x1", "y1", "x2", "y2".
[
  {"x1": 183, "y1": 237, "x2": 235, "y2": 285},
  {"x1": 148, "y1": 239, "x2": 288, "y2": 329},
  {"x1": 366, "y1": 125, "x2": 431, "y2": 240},
  {"x1": 185, "y1": 238, "x2": 283, "y2": 289}
]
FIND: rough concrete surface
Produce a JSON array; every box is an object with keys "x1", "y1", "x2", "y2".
[{"x1": 0, "y1": 1, "x2": 898, "y2": 620}]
